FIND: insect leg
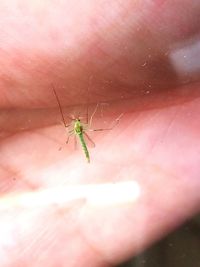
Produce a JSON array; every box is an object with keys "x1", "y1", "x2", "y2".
[
  {"x1": 88, "y1": 103, "x2": 99, "y2": 128},
  {"x1": 52, "y1": 85, "x2": 72, "y2": 127},
  {"x1": 89, "y1": 113, "x2": 123, "y2": 132},
  {"x1": 66, "y1": 132, "x2": 74, "y2": 144},
  {"x1": 86, "y1": 75, "x2": 93, "y2": 124}
]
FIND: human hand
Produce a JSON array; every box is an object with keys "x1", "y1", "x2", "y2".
[{"x1": 0, "y1": 0, "x2": 200, "y2": 266}]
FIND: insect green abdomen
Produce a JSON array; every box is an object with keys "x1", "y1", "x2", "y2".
[{"x1": 78, "y1": 133, "x2": 90, "y2": 163}]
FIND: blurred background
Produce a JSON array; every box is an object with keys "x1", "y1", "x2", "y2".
[{"x1": 118, "y1": 213, "x2": 200, "y2": 267}]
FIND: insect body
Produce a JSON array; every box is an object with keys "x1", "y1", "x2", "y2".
[
  {"x1": 73, "y1": 119, "x2": 90, "y2": 163},
  {"x1": 52, "y1": 85, "x2": 122, "y2": 163},
  {"x1": 53, "y1": 86, "x2": 92, "y2": 163}
]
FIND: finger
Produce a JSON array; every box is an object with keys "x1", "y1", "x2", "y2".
[{"x1": 0, "y1": 0, "x2": 199, "y2": 108}]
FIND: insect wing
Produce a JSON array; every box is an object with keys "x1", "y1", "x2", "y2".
[{"x1": 83, "y1": 132, "x2": 95, "y2": 148}]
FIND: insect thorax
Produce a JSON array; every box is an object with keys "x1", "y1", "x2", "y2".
[{"x1": 74, "y1": 119, "x2": 83, "y2": 134}]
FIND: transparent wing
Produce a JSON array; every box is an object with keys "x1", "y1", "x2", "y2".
[{"x1": 83, "y1": 132, "x2": 95, "y2": 148}]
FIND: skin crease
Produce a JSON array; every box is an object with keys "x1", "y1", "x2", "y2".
[{"x1": 0, "y1": 0, "x2": 200, "y2": 266}]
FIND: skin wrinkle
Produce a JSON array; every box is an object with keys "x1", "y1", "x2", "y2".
[
  {"x1": 147, "y1": 107, "x2": 179, "y2": 154},
  {"x1": 55, "y1": 202, "x2": 113, "y2": 267},
  {"x1": 19, "y1": 221, "x2": 48, "y2": 260},
  {"x1": 77, "y1": 219, "x2": 115, "y2": 267},
  {"x1": 157, "y1": 107, "x2": 180, "y2": 140},
  {"x1": 0, "y1": 161, "x2": 40, "y2": 194},
  {"x1": 0, "y1": 83, "x2": 199, "y2": 139},
  {"x1": 15, "y1": 214, "x2": 53, "y2": 265},
  {"x1": 78, "y1": 211, "x2": 127, "y2": 266}
]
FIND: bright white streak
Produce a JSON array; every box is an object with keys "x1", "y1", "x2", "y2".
[{"x1": 0, "y1": 181, "x2": 140, "y2": 209}]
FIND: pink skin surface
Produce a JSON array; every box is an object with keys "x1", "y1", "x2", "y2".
[{"x1": 0, "y1": 0, "x2": 200, "y2": 266}]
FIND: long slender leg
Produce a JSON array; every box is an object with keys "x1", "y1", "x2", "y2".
[
  {"x1": 89, "y1": 103, "x2": 99, "y2": 128},
  {"x1": 89, "y1": 113, "x2": 123, "y2": 132},
  {"x1": 86, "y1": 75, "x2": 93, "y2": 124},
  {"x1": 66, "y1": 132, "x2": 74, "y2": 144},
  {"x1": 52, "y1": 85, "x2": 72, "y2": 126},
  {"x1": 64, "y1": 124, "x2": 71, "y2": 128},
  {"x1": 86, "y1": 99, "x2": 89, "y2": 125}
]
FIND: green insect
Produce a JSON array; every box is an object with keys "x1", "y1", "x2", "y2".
[{"x1": 53, "y1": 86, "x2": 122, "y2": 163}]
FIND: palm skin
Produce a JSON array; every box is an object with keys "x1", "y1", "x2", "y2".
[{"x1": 0, "y1": 1, "x2": 200, "y2": 266}]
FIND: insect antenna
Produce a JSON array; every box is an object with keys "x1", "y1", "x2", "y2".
[
  {"x1": 86, "y1": 75, "x2": 93, "y2": 124},
  {"x1": 52, "y1": 85, "x2": 69, "y2": 128}
]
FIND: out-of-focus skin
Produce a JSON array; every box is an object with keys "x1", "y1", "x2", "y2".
[{"x1": 0, "y1": 0, "x2": 200, "y2": 266}]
